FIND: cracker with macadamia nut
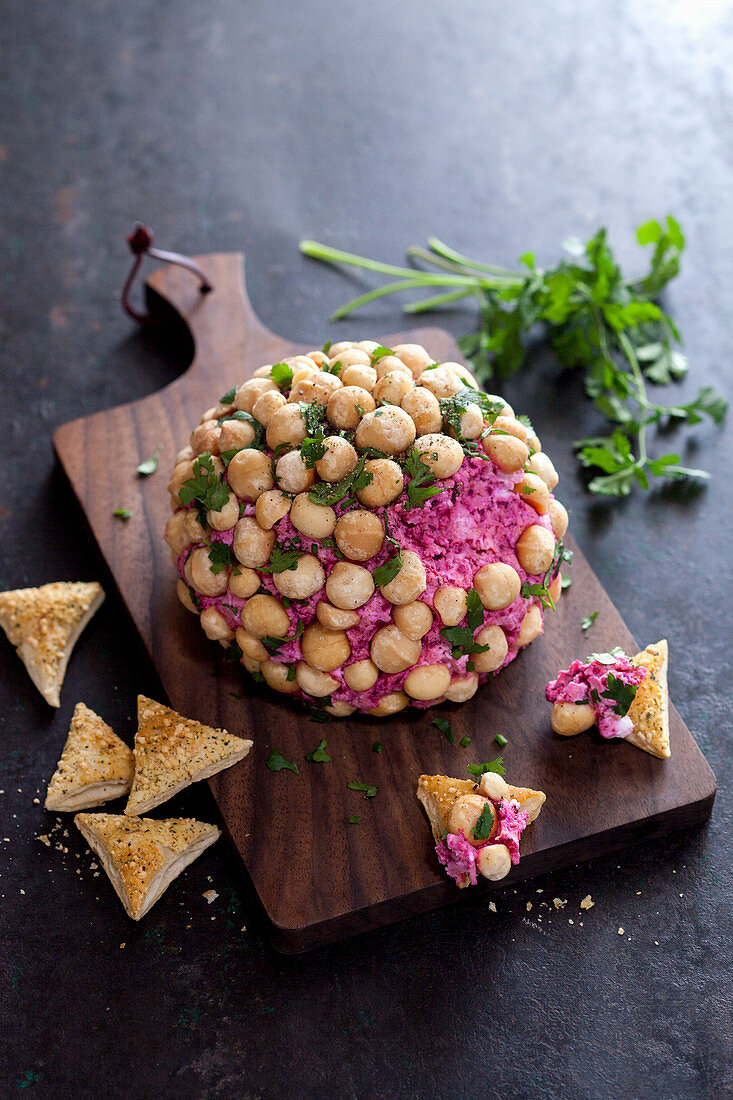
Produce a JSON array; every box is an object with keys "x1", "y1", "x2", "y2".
[
  {"x1": 417, "y1": 767, "x2": 545, "y2": 888},
  {"x1": 166, "y1": 340, "x2": 571, "y2": 717}
]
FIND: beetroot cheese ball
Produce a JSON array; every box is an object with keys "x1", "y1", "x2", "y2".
[{"x1": 165, "y1": 342, "x2": 570, "y2": 717}]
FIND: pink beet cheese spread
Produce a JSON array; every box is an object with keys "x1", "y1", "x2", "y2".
[
  {"x1": 181, "y1": 455, "x2": 557, "y2": 712},
  {"x1": 545, "y1": 654, "x2": 647, "y2": 739},
  {"x1": 435, "y1": 796, "x2": 528, "y2": 885}
]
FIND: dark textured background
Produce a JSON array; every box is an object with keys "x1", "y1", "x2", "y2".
[{"x1": 1, "y1": 2, "x2": 731, "y2": 1097}]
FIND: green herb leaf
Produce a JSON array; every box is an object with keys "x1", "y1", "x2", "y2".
[
  {"x1": 208, "y1": 541, "x2": 235, "y2": 574},
  {"x1": 494, "y1": 733, "x2": 508, "y2": 747},
  {"x1": 521, "y1": 580, "x2": 555, "y2": 612},
  {"x1": 179, "y1": 453, "x2": 230, "y2": 524},
  {"x1": 305, "y1": 738, "x2": 332, "y2": 763},
  {"x1": 439, "y1": 388, "x2": 503, "y2": 438},
  {"x1": 308, "y1": 453, "x2": 373, "y2": 506},
  {"x1": 299, "y1": 401, "x2": 325, "y2": 436},
  {"x1": 347, "y1": 780, "x2": 378, "y2": 798},
  {"x1": 348, "y1": 815, "x2": 361, "y2": 824},
  {"x1": 372, "y1": 741, "x2": 383, "y2": 754},
  {"x1": 113, "y1": 507, "x2": 131, "y2": 519},
  {"x1": 260, "y1": 541, "x2": 302, "y2": 574},
  {"x1": 601, "y1": 672, "x2": 639, "y2": 716},
  {"x1": 459, "y1": 736, "x2": 471, "y2": 748},
  {"x1": 588, "y1": 647, "x2": 627, "y2": 665},
  {"x1": 137, "y1": 444, "x2": 163, "y2": 477},
  {"x1": 300, "y1": 429, "x2": 327, "y2": 469},
  {"x1": 473, "y1": 802, "x2": 496, "y2": 840},
  {"x1": 561, "y1": 574, "x2": 572, "y2": 590},
  {"x1": 467, "y1": 756, "x2": 505, "y2": 778},
  {"x1": 581, "y1": 611, "x2": 599, "y2": 631},
  {"x1": 219, "y1": 387, "x2": 237, "y2": 405},
  {"x1": 373, "y1": 545, "x2": 403, "y2": 588},
  {"x1": 261, "y1": 618, "x2": 304, "y2": 652},
  {"x1": 439, "y1": 588, "x2": 488, "y2": 657},
  {"x1": 432, "y1": 716, "x2": 454, "y2": 744},
  {"x1": 404, "y1": 446, "x2": 446, "y2": 509},
  {"x1": 270, "y1": 362, "x2": 294, "y2": 389},
  {"x1": 370, "y1": 346, "x2": 394, "y2": 361},
  {"x1": 266, "y1": 749, "x2": 300, "y2": 775}
]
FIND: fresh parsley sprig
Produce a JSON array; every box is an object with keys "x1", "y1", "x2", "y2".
[
  {"x1": 467, "y1": 757, "x2": 505, "y2": 779},
  {"x1": 403, "y1": 446, "x2": 445, "y2": 509},
  {"x1": 300, "y1": 219, "x2": 727, "y2": 496},
  {"x1": 308, "y1": 454, "x2": 373, "y2": 506},
  {"x1": 179, "y1": 453, "x2": 230, "y2": 526},
  {"x1": 439, "y1": 588, "x2": 489, "y2": 659}
]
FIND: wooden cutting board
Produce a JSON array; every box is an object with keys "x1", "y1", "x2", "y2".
[{"x1": 54, "y1": 254, "x2": 716, "y2": 952}]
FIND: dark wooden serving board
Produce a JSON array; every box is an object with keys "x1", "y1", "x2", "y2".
[{"x1": 54, "y1": 254, "x2": 716, "y2": 952}]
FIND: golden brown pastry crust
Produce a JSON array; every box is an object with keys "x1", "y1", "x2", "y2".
[
  {"x1": 125, "y1": 695, "x2": 253, "y2": 815},
  {"x1": 0, "y1": 582, "x2": 104, "y2": 707},
  {"x1": 75, "y1": 812, "x2": 220, "y2": 920},
  {"x1": 415, "y1": 772, "x2": 546, "y2": 843},
  {"x1": 45, "y1": 701, "x2": 134, "y2": 811},
  {"x1": 627, "y1": 639, "x2": 670, "y2": 758}
]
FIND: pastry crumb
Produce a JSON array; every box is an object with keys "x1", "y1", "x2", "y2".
[
  {"x1": 488, "y1": 901, "x2": 497, "y2": 913},
  {"x1": 553, "y1": 897, "x2": 567, "y2": 909},
  {"x1": 37, "y1": 834, "x2": 51, "y2": 847},
  {"x1": 203, "y1": 889, "x2": 218, "y2": 904},
  {"x1": 120, "y1": 943, "x2": 126, "y2": 949},
  {"x1": 526, "y1": 901, "x2": 532, "y2": 911},
  {"x1": 618, "y1": 927, "x2": 624, "y2": 935},
  {"x1": 568, "y1": 919, "x2": 574, "y2": 925},
  {"x1": 580, "y1": 894, "x2": 594, "y2": 910}
]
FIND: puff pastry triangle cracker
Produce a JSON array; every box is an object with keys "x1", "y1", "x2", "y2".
[
  {"x1": 75, "y1": 812, "x2": 220, "y2": 920},
  {"x1": 125, "y1": 695, "x2": 253, "y2": 815},
  {"x1": 626, "y1": 639, "x2": 670, "y2": 759},
  {"x1": 45, "y1": 702, "x2": 134, "y2": 812},
  {"x1": 0, "y1": 581, "x2": 104, "y2": 707},
  {"x1": 416, "y1": 772, "x2": 546, "y2": 844}
]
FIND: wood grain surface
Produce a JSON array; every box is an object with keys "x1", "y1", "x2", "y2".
[{"x1": 53, "y1": 254, "x2": 716, "y2": 952}]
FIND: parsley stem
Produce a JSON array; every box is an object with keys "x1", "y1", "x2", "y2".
[
  {"x1": 618, "y1": 330, "x2": 649, "y2": 467},
  {"x1": 407, "y1": 244, "x2": 523, "y2": 283},
  {"x1": 424, "y1": 237, "x2": 523, "y2": 279},
  {"x1": 403, "y1": 287, "x2": 478, "y2": 313}
]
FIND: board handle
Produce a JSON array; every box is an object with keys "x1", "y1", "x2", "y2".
[{"x1": 144, "y1": 253, "x2": 291, "y2": 390}]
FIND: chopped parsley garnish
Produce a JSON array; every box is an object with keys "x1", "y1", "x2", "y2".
[
  {"x1": 224, "y1": 638, "x2": 243, "y2": 664},
  {"x1": 270, "y1": 361, "x2": 294, "y2": 389},
  {"x1": 322, "y1": 339, "x2": 332, "y2": 354},
  {"x1": 494, "y1": 733, "x2": 508, "y2": 747},
  {"x1": 208, "y1": 541, "x2": 235, "y2": 574},
  {"x1": 370, "y1": 345, "x2": 394, "y2": 361},
  {"x1": 219, "y1": 387, "x2": 237, "y2": 405},
  {"x1": 286, "y1": 664, "x2": 297, "y2": 681},
  {"x1": 432, "y1": 716, "x2": 454, "y2": 744},
  {"x1": 324, "y1": 359, "x2": 342, "y2": 376},
  {"x1": 467, "y1": 756, "x2": 505, "y2": 778},
  {"x1": 261, "y1": 618, "x2": 304, "y2": 652},
  {"x1": 439, "y1": 588, "x2": 489, "y2": 658},
  {"x1": 588, "y1": 646, "x2": 627, "y2": 665},
  {"x1": 521, "y1": 580, "x2": 555, "y2": 611},
  {"x1": 179, "y1": 453, "x2": 230, "y2": 525},
  {"x1": 347, "y1": 780, "x2": 378, "y2": 798},
  {"x1": 113, "y1": 507, "x2": 132, "y2": 519},
  {"x1": 601, "y1": 673, "x2": 639, "y2": 716},
  {"x1": 300, "y1": 429, "x2": 327, "y2": 469},
  {"x1": 308, "y1": 453, "x2": 373, "y2": 506},
  {"x1": 561, "y1": 574, "x2": 572, "y2": 590},
  {"x1": 218, "y1": 409, "x2": 265, "y2": 449},
  {"x1": 299, "y1": 400, "x2": 326, "y2": 435},
  {"x1": 459, "y1": 736, "x2": 471, "y2": 748},
  {"x1": 372, "y1": 741, "x2": 383, "y2": 754},
  {"x1": 581, "y1": 611, "x2": 599, "y2": 631},
  {"x1": 266, "y1": 749, "x2": 300, "y2": 776},
  {"x1": 260, "y1": 540, "x2": 302, "y2": 573},
  {"x1": 440, "y1": 388, "x2": 503, "y2": 437},
  {"x1": 305, "y1": 738, "x2": 331, "y2": 763},
  {"x1": 348, "y1": 815, "x2": 361, "y2": 824},
  {"x1": 473, "y1": 802, "x2": 496, "y2": 840},
  {"x1": 404, "y1": 446, "x2": 446, "y2": 509},
  {"x1": 137, "y1": 444, "x2": 162, "y2": 477},
  {"x1": 373, "y1": 535, "x2": 403, "y2": 588}
]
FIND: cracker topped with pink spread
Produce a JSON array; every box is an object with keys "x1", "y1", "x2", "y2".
[
  {"x1": 165, "y1": 340, "x2": 570, "y2": 716},
  {"x1": 546, "y1": 640, "x2": 671, "y2": 758}
]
